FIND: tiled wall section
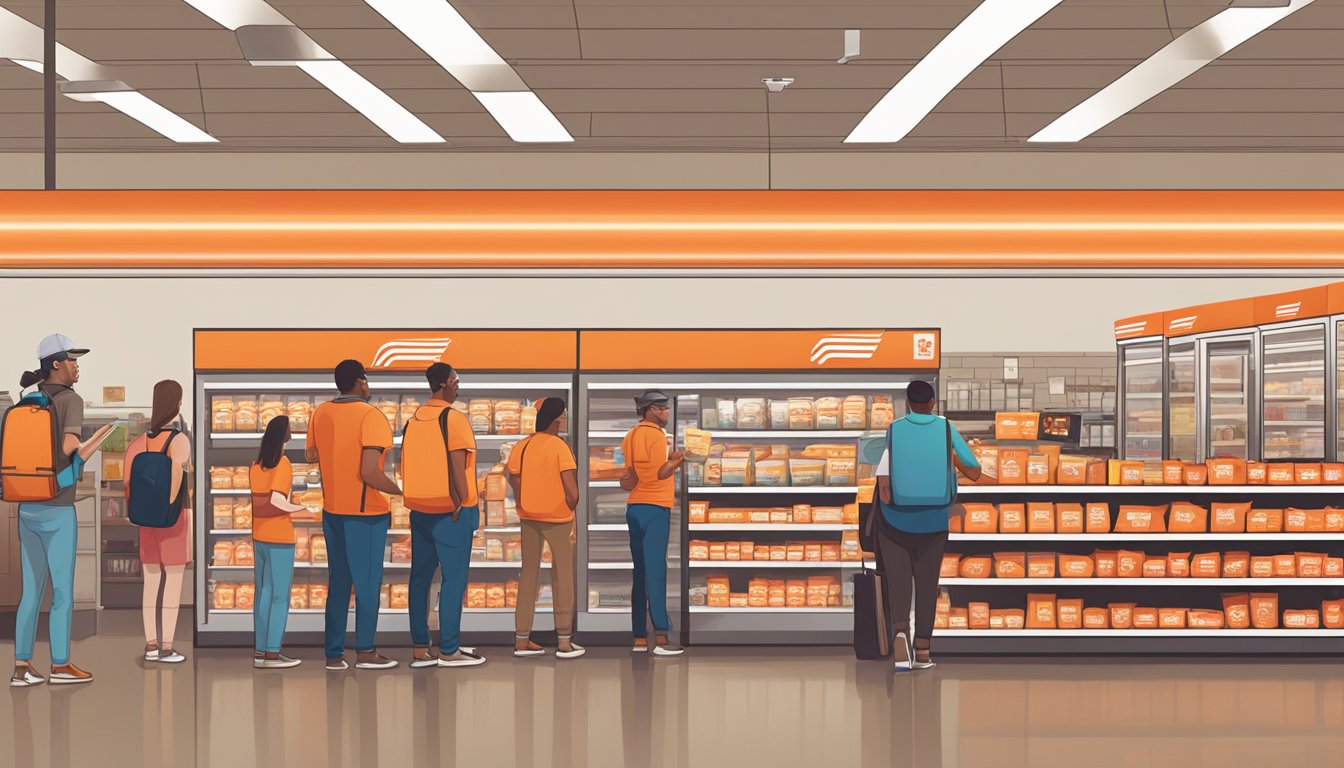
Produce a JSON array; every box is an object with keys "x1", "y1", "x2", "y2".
[{"x1": 940, "y1": 352, "x2": 1118, "y2": 412}]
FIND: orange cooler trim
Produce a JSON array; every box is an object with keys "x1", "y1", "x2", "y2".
[
  {"x1": 579, "y1": 329, "x2": 939, "y2": 370},
  {"x1": 1253, "y1": 286, "x2": 1330, "y2": 326},
  {"x1": 195, "y1": 330, "x2": 577, "y2": 371},
  {"x1": 1114, "y1": 312, "x2": 1164, "y2": 341},
  {"x1": 1164, "y1": 299, "x2": 1256, "y2": 338}
]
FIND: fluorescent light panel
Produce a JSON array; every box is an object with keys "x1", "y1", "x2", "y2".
[
  {"x1": 65, "y1": 90, "x2": 217, "y2": 143},
  {"x1": 845, "y1": 0, "x2": 1065, "y2": 143},
  {"x1": 295, "y1": 60, "x2": 444, "y2": 144},
  {"x1": 1030, "y1": 0, "x2": 1316, "y2": 142},
  {"x1": 10, "y1": 58, "x2": 42, "y2": 73},
  {"x1": 472, "y1": 92, "x2": 572, "y2": 143}
]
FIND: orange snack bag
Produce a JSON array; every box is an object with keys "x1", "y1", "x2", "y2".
[
  {"x1": 959, "y1": 556, "x2": 992, "y2": 578},
  {"x1": 994, "y1": 552, "x2": 1026, "y2": 579},
  {"x1": 998, "y1": 504, "x2": 1026, "y2": 534},
  {"x1": 1182, "y1": 464, "x2": 1208, "y2": 486},
  {"x1": 1159, "y1": 607, "x2": 1187, "y2": 629},
  {"x1": 1109, "y1": 603, "x2": 1136, "y2": 629},
  {"x1": 1326, "y1": 508, "x2": 1344, "y2": 532},
  {"x1": 1058, "y1": 554, "x2": 1095, "y2": 578},
  {"x1": 1207, "y1": 458, "x2": 1246, "y2": 485},
  {"x1": 1142, "y1": 559, "x2": 1167, "y2": 578},
  {"x1": 1086, "y1": 460, "x2": 1107, "y2": 485},
  {"x1": 1027, "y1": 552, "x2": 1056, "y2": 579},
  {"x1": 1188, "y1": 609, "x2": 1225, "y2": 629},
  {"x1": 1284, "y1": 609, "x2": 1320, "y2": 629},
  {"x1": 948, "y1": 514, "x2": 963, "y2": 533},
  {"x1": 1247, "y1": 508, "x2": 1283, "y2": 533},
  {"x1": 962, "y1": 503, "x2": 998, "y2": 533},
  {"x1": 1326, "y1": 557, "x2": 1344, "y2": 577},
  {"x1": 1115, "y1": 504, "x2": 1167, "y2": 533},
  {"x1": 1026, "y1": 594, "x2": 1057, "y2": 629},
  {"x1": 1132, "y1": 607, "x2": 1158, "y2": 629},
  {"x1": 1268, "y1": 464, "x2": 1295, "y2": 485},
  {"x1": 1057, "y1": 457, "x2": 1088, "y2": 485},
  {"x1": 1085, "y1": 502, "x2": 1110, "y2": 533},
  {"x1": 997, "y1": 448, "x2": 1029, "y2": 485},
  {"x1": 1250, "y1": 593, "x2": 1280, "y2": 629},
  {"x1": 1306, "y1": 509, "x2": 1328, "y2": 532},
  {"x1": 1027, "y1": 454, "x2": 1051, "y2": 485},
  {"x1": 1093, "y1": 551, "x2": 1118, "y2": 578},
  {"x1": 1167, "y1": 552, "x2": 1191, "y2": 578},
  {"x1": 1191, "y1": 552, "x2": 1221, "y2": 578},
  {"x1": 1296, "y1": 552, "x2": 1326, "y2": 578},
  {"x1": 1162, "y1": 461, "x2": 1185, "y2": 485},
  {"x1": 1168, "y1": 502, "x2": 1207, "y2": 533},
  {"x1": 987, "y1": 609, "x2": 1012, "y2": 630},
  {"x1": 1117, "y1": 550, "x2": 1145, "y2": 578},
  {"x1": 1000, "y1": 609, "x2": 1025, "y2": 630},
  {"x1": 968, "y1": 602, "x2": 991, "y2": 630},
  {"x1": 1247, "y1": 462, "x2": 1268, "y2": 484},
  {"x1": 1295, "y1": 463, "x2": 1323, "y2": 485},
  {"x1": 948, "y1": 608, "x2": 969, "y2": 629},
  {"x1": 1222, "y1": 593, "x2": 1251, "y2": 629},
  {"x1": 1057, "y1": 599, "x2": 1083, "y2": 629},
  {"x1": 1250, "y1": 557, "x2": 1274, "y2": 578},
  {"x1": 1056, "y1": 503, "x2": 1084, "y2": 534},
  {"x1": 1222, "y1": 551, "x2": 1250, "y2": 578},
  {"x1": 940, "y1": 554, "x2": 962, "y2": 579},
  {"x1": 1322, "y1": 600, "x2": 1344, "y2": 629},
  {"x1": 1324, "y1": 464, "x2": 1344, "y2": 485},
  {"x1": 1083, "y1": 607, "x2": 1109, "y2": 629},
  {"x1": 1285, "y1": 508, "x2": 1309, "y2": 532},
  {"x1": 1027, "y1": 503, "x2": 1055, "y2": 534},
  {"x1": 1210, "y1": 502, "x2": 1250, "y2": 533},
  {"x1": 1119, "y1": 461, "x2": 1145, "y2": 486}
]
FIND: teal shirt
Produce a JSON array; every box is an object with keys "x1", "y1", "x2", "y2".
[{"x1": 878, "y1": 413, "x2": 978, "y2": 534}]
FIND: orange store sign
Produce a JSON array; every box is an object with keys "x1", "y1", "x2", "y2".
[
  {"x1": 580, "y1": 329, "x2": 939, "y2": 371},
  {"x1": 195, "y1": 330, "x2": 578, "y2": 371}
]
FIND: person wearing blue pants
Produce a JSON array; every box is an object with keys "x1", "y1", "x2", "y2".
[
  {"x1": 407, "y1": 507, "x2": 479, "y2": 664},
  {"x1": 250, "y1": 415, "x2": 306, "y2": 669},
  {"x1": 620, "y1": 390, "x2": 686, "y2": 656}
]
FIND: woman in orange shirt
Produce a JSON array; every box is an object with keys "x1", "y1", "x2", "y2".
[{"x1": 250, "y1": 416, "x2": 306, "y2": 669}]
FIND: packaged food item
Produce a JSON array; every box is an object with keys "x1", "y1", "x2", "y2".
[
  {"x1": 1222, "y1": 551, "x2": 1250, "y2": 578},
  {"x1": 787, "y1": 398, "x2": 815, "y2": 430},
  {"x1": 994, "y1": 552, "x2": 1026, "y2": 579},
  {"x1": 1182, "y1": 464, "x2": 1208, "y2": 486},
  {"x1": 869, "y1": 397, "x2": 895, "y2": 430},
  {"x1": 212, "y1": 499, "x2": 233, "y2": 530},
  {"x1": 720, "y1": 456, "x2": 754, "y2": 487},
  {"x1": 1115, "y1": 504, "x2": 1167, "y2": 533},
  {"x1": 1058, "y1": 554, "x2": 1094, "y2": 578},
  {"x1": 1296, "y1": 552, "x2": 1326, "y2": 578},
  {"x1": 998, "y1": 503, "x2": 1025, "y2": 534},
  {"x1": 1222, "y1": 593, "x2": 1251, "y2": 629},
  {"x1": 1026, "y1": 454, "x2": 1051, "y2": 485},
  {"x1": 1167, "y1": 502, "x2": 1207, "y2": 533},
  {"x1": 311, "y1": 534, "x2": 328, "y2": 564},
  {"x1": 213, "y1": 584, "x2": 236, "y2": 610},
  {"x1": 1191, "y1": 552, "x2": 1220, "y2": 578},
  {"x1": 256, "y1": 395, "x2": 284, "y2": 431},
  {"x1": 494, "y1": 401, "x2": 522, "y2": 435},
  {"x1": 390, "y1": 584, "x2": 410, "y2": 610},
  {"x1": 522, "y1": 402, "x2": 538, "y2": 435},
  {"x1": 1056, "y1": 503, "x2": 1084, "y2": 534},
  {"x1": 824, "y1": 457, "x2": 856, "y2": 487},
  {"x1": 1167, "y1": 552, "x2": 1190, "y2": 578},
  {"x1": 231, "y1": 466, "x2": 250, "y2": 490},
  {"x1": 948, "y1": 608, "x2": 969, "y2": 629},
  {"x1": 939, "y1": 554, "x2": 961, "y2": 579},
  {"x1": 1247, "y1": 507, "x2": 1283, "y2": 533},
  {"x1": 1250, "y1": 593, "x2": 1280, "y2": 629},
  {"x1": 1324, "y1": 464, "x2": 1344, "y2": 484},
  {"x1": 1083, "y1": 608, "x2": 1109, "y2": 629},
  {"x1": 735, "y1": 398, "x2": 767, "y2": 430},
  {"x1": 1027, "y1": 552, "x2": 1056, "y2": 579},
  {"x1": 994, "y1": 412, "x2": 1039, "y2": 441},
  {"x1": 1326, "y1": 557, "x2": 1344, "y2": 577},
  {"x1": 1323, "y1": 600, "x2": 1344, "y2": 629},
  {"x1": 1086, "y1": 460, "x2": 1107, "y2": 485},
  {"x1": 1057, "y1": 599, "x2": 1083, "y2": 629},
  {"x1": 1057, "y1": 456, "x2": 1089, "y2": 485},
  {"x1": 210, "y1": 466, "x2": 232, "y2": 490},
  {"x1": 962, "y1": 503, "x2": 997, "y2": 533},
  {"x1": 1207, "y1": 458, "x2": 1246, "y2": 485},
  {"x1": 1295, "y1": 463, "x2": 1323, "y2": 485},
  {"x1": 1188, "y1": 610, "x2": 1225, "y2": 629},
  {"x1": 1132, "y1": 607, "x2": 1158, "y2": 629},
  {"x1": 1026, "y1": 593, "x2": 1057, "y2": 629},
  {"x1": 1247, "y1": 462, "x2": 1268, "y2": 484},
  {"x1": 682, "y1": 427, "x2": 713, "y2": 462},
  {"x1": 1250, "y1": 556, "x2": 1274, "y2": 578},
  {"x1": 811, "y1": 397, "x2": 840, "y2": 430},
  {"x1": 1116, "y1": 550, "x2": 1145, "y2": 578},
  {"x1": 211, "y1": 541, "x2": 233, "y2": 566},
  {"x1": 1162, "y1": 461, "x2": 1184, "y2": 485},
  {"x1": 972, "y1": 445, "x2": 999, "y2": 484},
  {"x1": 1109, "y1": 603, "x2": 1135, "y2": 629},
  {"x1": 1119, "y1": 461, "x2": 1145, "y2": 486},
  {"x1": 1268, "y1": 464, "x2": 1295, "y2": 485},
  {"x1": 1142, "y1": 559, "x2": 1167, "y2": 578},
  {"x1": 788, "y1": 459, "x2": 825, "y2": 487},
  {"x1": 958, "y1": 556, "x2": 991, "y2": 578},
  {"x1": 967, "y1": 602, "x2": 991, "y2": 630},
  {"x1": 307, "y1": 584, "x2": 328, "y2": 610},
  {"x1": 840, "y1": 530, "x2": 862, "y2": 561},
  {"x1": 689, "y1": 501, "x2": 709, "y2": 524},
  {"x1": 1025, "y1": 502, "x2": 1055, "y2": 534},
  {"x1": 234, "y1": 540, "x2": 254, "y2": 566},
  {"x1": 468, "y1": 400, "x2": 492, "y2": 434},
  {"x1": 812, "y1": 506, "x2": 844, "y2": 524},
  {"x1": 1306, "y1": 508, "x2": 1328, "y2": 532},
  {"x1": 1093, "y1": 551, "x2": 1118, "y2": 578},
  {"x1": 1284, "y1": 609, "x2": 1320, "y2": 629},
  {"x1": 211, "y1": 396, "x2": 236, "y2": 432},
  {"x1": 997, "y1": 449, "x2": 1029, "y2": 485},
  {"x1": 842, "y1": 396, "x2": 868, "y2": 430},
  {"x1": 232, "y1": 500, "x2": 252, "y2": 530},
  {"x1": 234, "y1": 399, "x2": 258, "y2": 432},
  {"x1": 792, "y1": 504, "x2": 813, "y2": 524},
  {"x1": 486, "y1": 583, "x2": 507, "y2": 609},
  {"x1": 1159, "y1": 607, "x2": 1187, "y2": 629},
  {"x1": 1327, "y1": 508, "x2": 1344, "y2": 532},
  {"x1": 1210, "y1": 502, "x2": 1250, "y2": 532},
  {"x1": 1085, "y1": 503, "x2": 1110, "y2": 533}
]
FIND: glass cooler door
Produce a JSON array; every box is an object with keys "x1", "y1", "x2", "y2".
[
  {"x1": 1260, "y1": 323, "x2": 1326, "y2": 460},
  {"x1": 1119, "y1": 339, "x2": 1164, "y2": 460},
  {"x1": 1167, "y1": 340, "x2": 1197, "y2": 462},
  {"x1": 1201, "y1": 335, "x2": 1255, "y2": 461}
]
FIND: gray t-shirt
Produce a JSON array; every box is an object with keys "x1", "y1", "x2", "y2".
[{"x1": 40, "y1": 383, "x2": 83, "y2": 505}]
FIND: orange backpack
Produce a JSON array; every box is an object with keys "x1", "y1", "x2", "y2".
[
  {"x1": 0, "y1": 391, "x2": 63, "y2": 502},
  {"x1": 401, "y1": 404, "x2": 453, "y2": 507}
]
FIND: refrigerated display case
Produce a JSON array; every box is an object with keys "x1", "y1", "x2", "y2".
[
  {"x1": 1259, "y1": 324, "x2": 1327, "y2": 461},
  {"x1": 1160, "y1": 298, "x2": 1258, "y2": 463},
  {"x1": 1167, "y1": 340, "x2": 1197, "y2": 462},
  {"x1": 578, "y1": 329, "x2": 940, "y2": 645},
  {"x1": 192, "y1": 330, "x2": 578, "y2": 647},
  {"x1": 85, "y1": 406, "x2": 154, "y2": 608},
  {"x1": 1201, "y1": 333, "x2": 1256, "y2": 461},
  {"x1": 1114, "y1": 313, "x2": 1164, "y2": 461}
]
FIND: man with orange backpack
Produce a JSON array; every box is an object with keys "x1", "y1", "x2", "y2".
[{"x1": 3, "y1": 335, "x2": 112, "y2": 687}]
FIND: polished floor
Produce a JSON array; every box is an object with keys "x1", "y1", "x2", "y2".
[{"x1": 2, "y1": 611, "x2": 1343, "y2": 768}]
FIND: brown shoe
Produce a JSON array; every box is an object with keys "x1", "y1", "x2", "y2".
[
  {"x1": 632, "y1": 637, "x2": 649, "y2": 653},
  {"x1": 355, "y1": 651, "x2": 398, "y2": 670},
  {"x1": 10, "y1": 663, "x2": 44, "y2": 687},
  {"x1": 50, "y1": 663, "x2": 93, "y2": 685}
]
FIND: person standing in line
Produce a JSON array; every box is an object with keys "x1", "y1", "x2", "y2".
[
  {"x1": 619, "y1": 390, "x2": 685, "y2": 656},
  {"x1": 307, "y1": 360, "x2": 402, "y2": 671},
  {"x1": 9, "y1": 334, "x2": 110, "y2": 686},
  {"x1": 875, "y1": 380, "x2": 980, "y2": 671},
  {"x1": 402, "y1": 363, "x2": 485, "y2": 668},
  {"x1": 506, "y1": 397, "x2": 583, "y2": 659},
  {"x1": 250, "y1": 416, "x2": 306, "y2": 669},
  {"x1": 126, "y1": 380, "x2": 193, "y2": 665}
]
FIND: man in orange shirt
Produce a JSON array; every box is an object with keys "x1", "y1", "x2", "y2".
[
  {"x1": 307, "y1": 360, "x2": 403, "y2": 671},
  {"x1": 507, "y1": 397, "x2": 582, "y2": 659},
  {"x1": 620, "y1": 390, "x2": 685, "y2": 655}
]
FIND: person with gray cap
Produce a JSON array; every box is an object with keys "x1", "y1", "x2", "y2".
[
  {"x1": 9, "y1": 334, "x2": 111, "y2": 687},
  {"x1": 619, "y1": 390, "x2": 685, "y2": 655}
]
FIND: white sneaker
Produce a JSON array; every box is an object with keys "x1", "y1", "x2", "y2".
[
  {"x1": 556, "y1": 643, "x2": 587, "y2": 660},
  {"x1": 259, "y1": 655, "x2": 302, "y2": 669},
  {"x1": 154, "y1": 650, "x2": 187, "y2": 664},
  {"x1": 10, "y1": 668, "x2": 44, "y2": 687},
  {"x1": 438, "y1": 650, "x2": 487, "y2": 668},
  {"x1": 409, "y1": 653, "x2": 440, "y2": 669},
  {"x1": 326, "y1": 658, "x2": 349, "y2": 671},
  {"x1": 514, "y1": 640, "x2": 546, "y2": 658},
  {"x1": 652, "y1": 643, "x2": 685, "y2": 657},
  {"x1": 893, "y1": 632, "x2": 912, "y2": 672},
  {"x1": 145, "y1": 649, "x2": 160, "y2": 662},
  {"x1": 355, "y1": 653, "x2": 399, "y2": 670}
]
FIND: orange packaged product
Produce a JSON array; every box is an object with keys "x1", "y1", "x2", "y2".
[
  {"x1": 1247, "y1": 462, "x2": 1268, "y2": 484},
  {"x1": 1182, "y1": 464, "x2": 1208, "y2": 486},
  {"x1": 1250, "y1": 556, "x2": 1274, "y2": 578},
  {"x1": 792, "y1": 504, "x2": 813, "y2": 524},
  {"x1": 1307, "y1": 508, "x2": 1328, "y2": 532},
  {"x1": 1158, "y1": 607, "x2": 1187, "y2": 629},
  {"x1": 1326, "y1": 557, "x2": 1344, "y2": 577},
  {"x1": 1285, "y1": 508, "x2": 1309, "y2": 532},
  {"x1": 995, "y1": 411, "x2": 1040, "y2": 441},
  {"x1": 959, "y1": 556, "x2": 992, "y2": 578},
  {"x1": 1222, "y1": 593, "x2": 1251, "y2": 629},
  {"x1": 1086, "y1": 460, "x2": 1108, "y2": 486},
  {"x1": 1284, "y1": 609, "x2": 1320, "y2": 629},
  {"x1": 1296, "y1": 552, "x2": 1326, "y2": 578},
  {"x1": 994, "y1": 552, "x2": 1026, "y2": 579},
  {"x1": 767, "y1": 581, "x2": 787, "y2": 608},
  {"x1": 1056, "y1": 503, "x2": 1084, "y2": 534},
  {"x1": 997, "y1": 448, "x2": 1029, "y2": 485},
  {"x1": 1162, "y1": 461, "x2": 1185, "y2": 485},
  {"x1": 1058, "y1": 554, "x2": 1095, "y2": 578},
  {"x1": 1003, "y1": 609, "x2": 1026, "y2": 630},
  {"x1": 1191, "y1": 552, "x2": 1221, "y2": 578},
  {"x1": 987, "y1": 609, "x2": 1011, "y2": 630},
  {"x1": 1026, "y1": 593, "x2": 1057, "y2": 629},
  {"x1": 1027, "y1": 503, "x2": 1055, "y2": 534},
  {"x1": 688, "y1": 501, "x2": 709, "y2": 524},
  {"x1": 1167, "y1": 552, "x2": 1191, "y2": 578},
  {"x1": 1250, "y1": 593, "x2": 1280, "y2": 629},
  {"x1": 1142, "y1": 559, "x2": 1167, "y2": 578},
  {"x1": 948, "y1": 608, "x2": 969, "y2": 629},
  {"x1": 1093, "y1": 550, "x2": 1118, "y2": 578},
  {"x1": 234, "y1": 540, "x2": 255, "y2": 567},
  {"x1": 1085, "y1": 502, "x2": 1110, "y2": 533},
  {"x1": 1295, "y1": 463, "x2": 1323, "y2": 485},
  {"x1": 1188, "y1": 610, "x2": 1225, "y2": 629},
  {"x1": 1323, "y1": 600, "x2": 1344, "y2": 629},
  {"x1": 1325, "y1": 464, "x2": 1344, "y2": 485},
  {"x1": 1115, "y1": 504, "x2": 1167, "y2": 533},
  {"x1": 1027, "y1": 552, "x2": 1056, "y2": 579},
  {"x1": 948, "y1": 514, "x2": 963, "y2": 533},
  {"x1": 939, "y1": 554, "x2": 961, "y2": 579},
  {"x1": 1109, "y1": 603, "x2": 1136, "y2": 629},
  {"x1": 1132, "y1": 607, "x2": 1159, "y2": 629},
  {"x1": 1119, "y1": 461, "x2": 1145, "y2": 486},
  {"x1": 1083, "y1": 607, "x2": 1109, "y2": 629},
  {"x1": 968, "y1": 602, "x2": 991, "y2": 630},
  {"x1": 1057, "y1": 599, "x2": 1083, "y2": 629},
  {"x1": 1168, "y1": 502, "x2": 1207, "y2": 533},
  {"x1": 962, "y1": 503, "x2": 998, "y2": 533},
  {"x1": 999, "y1": 504, "x2": 1026, "y2": 534},
  {"x1": 1027, "y1": 453, "x2": 1051, "y2": 485},
  {"x1": 971, "y1": 445, "x2": 998, "y2": 484},
  {"x1": 1247, "y1": 508, "x2": 1283, "y2": 533},
  {"x1": 1222, "y1": 551, "x2": 1250, "y2": 578},
  {"x1": 1207, "y1": 458, "x2": 1246, "y2": 485},
  {"x1": 1210, "y1": 502, "x2": 1250, "y2": 533},
  {"x1": 1057, "y1": 456, "x2": 1089, "y2": 485},
  {"x1": 1268, "y1": 464, "x2": 1295, "y2": 485},
  {"x1": 1273, "y1": 553, "x2": 1297, "y2": 577},
  {"x1": 1117, "y1": 550, "x2": 1145, "y2": 578},
  {"x1": 1326, "y1": 508, "x2": 1344, "y2": 532}
]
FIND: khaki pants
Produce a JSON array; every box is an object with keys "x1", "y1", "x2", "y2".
[{"x1": 517, "y1": 519, "x2": 576, "y2": 636}]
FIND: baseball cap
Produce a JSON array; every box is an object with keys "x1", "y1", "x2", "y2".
[
  {"x1": 634, "y1": 390, "x2": 671, "y2": 411},
  {"x1": 37, "y1": 333, "x2": 88, "y2": 361}
]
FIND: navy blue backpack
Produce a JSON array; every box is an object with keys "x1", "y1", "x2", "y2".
[{"x1": 129, "y1": 429, "x2": 187, "y2": 528}]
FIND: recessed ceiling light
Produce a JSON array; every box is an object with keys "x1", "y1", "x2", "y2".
[
  {"x1": 845, "y1": 0, "x2": 1065, "y2": 143},
  {"x1": 1029, "y1": 0, "x2": 1316, "y2": 142}
]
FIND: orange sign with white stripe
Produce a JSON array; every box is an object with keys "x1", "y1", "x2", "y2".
[
  {"x1": 579, "y1": 330, "x2": 939, "y2": 371},
  {"x1": 1164, "y1": 299, "x2": 1256, "y2": 338},
  {"x1": 194, "y1": 330, "x2": 578, "y2": 371},
  {"x1": 1114, "y1": 312, "x2": 1164, "y2": 341},
  {"x1": 1253, "y1": 286, "x2": 1330, "y2": 326}
]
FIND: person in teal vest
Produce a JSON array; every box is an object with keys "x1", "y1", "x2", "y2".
[{"x1": 875, "y1": 380, "x2": 980, "y2": 672}]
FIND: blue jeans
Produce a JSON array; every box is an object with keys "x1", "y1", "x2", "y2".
[
  {"x1": 626, "y1": 504, "x2": 672, "y2": 637},
  {"x1": 322, "y1": 514, "x2": 389, "y2": 658},
  {"x1": 15, "y1": 504, "x2": 78, "y2": 665},
  {"x1": 253, "y1": 542, "x2": 295, "y2": 654},
  {"x1": 408, "y1": 507, "x2": 477, "y2": 655}
]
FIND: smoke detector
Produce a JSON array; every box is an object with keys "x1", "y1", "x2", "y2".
[{"x1": 762, "y1": 77, "x2": 794, "y2": 93}]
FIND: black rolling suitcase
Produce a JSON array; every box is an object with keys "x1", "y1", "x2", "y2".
[{"x1": 853, "y1": 496, "x2": 891, "y2": 660}]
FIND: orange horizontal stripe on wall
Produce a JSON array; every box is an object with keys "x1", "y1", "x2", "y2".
[{"x1": 3, "y1": 190, "x2": 1344, "y2": 268}]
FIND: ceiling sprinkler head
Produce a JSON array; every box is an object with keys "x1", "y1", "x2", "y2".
[{"x1": 762, "y1": 77, "x2": 794, "y2": 93}]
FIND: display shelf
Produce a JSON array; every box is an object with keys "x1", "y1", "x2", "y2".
[
  {"x1": 942, "y1": 578, "x2": 1344, "y2": 587},
  {"x1": 209, "y1": 607, "x2": 553, "y2": 615},
  {"x1": 587, "y1": 523, "x2": 629, "y2": 532},
  {"x1": 933, "y1": 629, "x2": 1344, "y2": 637},
  {"x1": 1264, "y1": 421, "x2": 1323, "y2": 427},
  {"x1": 586, "y1": 606, "x2": 633, "y2": 613},
  {"x1": 686, "y1": 430, "x2": 868, "y2": 439},
  {"x1": 950, "y1": 532, "x2": 1344, "y2": 541},
  {"x1": 690, "y1": 607, "x2": 851, "y2": 614},
  {"x1": 588, "y1": 562, "x2": 635, "y2": 570},
  {"x1": 209, "y1": 561, "x2": 547, "y2": 570},
  {"x1": 690, "y1": 523, "x2": 857, "y2": 532},
  {"x1": 687, "y1": 486, "x2": 858, "y2": 495},
  {"x1": 589, "y1": 481, "x2": 622, "y2": 489},
  {"x1": 956, "y1": 485, "x2": 1339, "y2": 495},
  {"x1": 586, "y1": 381, "x2": 909, "y2": 392},
  {"x1": 1264, "y1": 394, "x2": 1324, "y2": 401},
  {"x1": 688, "y1": 561, "x2": 863, "y2": 569},
  {"x1": 588, "y1": 431, "x2": 630, "y2": 439}
]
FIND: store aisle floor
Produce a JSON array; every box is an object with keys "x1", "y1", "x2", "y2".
[{"x1": 4, "y1": 611, "x2": 1344, "y2": 768}]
